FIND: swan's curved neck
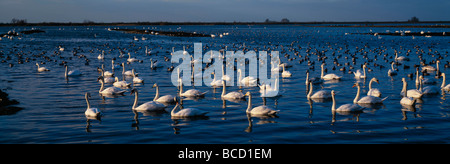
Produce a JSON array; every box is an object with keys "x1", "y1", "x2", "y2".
[
  {"x1": 154, "y1": 85, "x2": 160, "y2": 101},
  {"x1": 171, "y1": 103, "x2": 180, "y2": 115},
  {"x1": 353, "y1": 85, "x2": 360, "y2": 103},
  {"x1": 363, "y1": 66, "x2": 366, "y2": 77},
  {"x1": 222, "y1": 81, "x2": 226, "y2": 97},
  {"x1": 246, "y1": 93, "x2": 252, "y2": 113},
  {"x1": 307, "y1": 82, "x2": 313, "y2": 98},
  {"x1": 391, "y1": 63, "x2": 395, "y2": 70},
  {"x1": 65, "y1": 66, "x2": 68, "y2": 77},
  {"x1": 441, "y1": 74, "x2": 446, "y2": 88},
  {"x1": 122, "y1": 64, "x2": 125, "y2": 73},
  {"x1": 402, "y1": 80, "x2": 408, "y2": 97},
  {"x1": 321, "y1": 65, "x2": 324, "y2": 78},
  {"x1": 99, "y1": 80, "x2": 104, "y2": 93},
  {"x1": 306, "y1": 72, "x2": 309, "y2": 85},
  {"x1": 132, "y1": 91, "x2": 139, "y2": 109},
  {"x1": 85, "y1": 94, "x2": 91, "y2": 109},
  {"x1": 331, "y1": 93, "x2": 336, "y2": 111}
]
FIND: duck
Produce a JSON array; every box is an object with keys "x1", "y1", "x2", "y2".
[
  {"x1": 130, "y1": 89, "x2": 166, "y2": 111},
  {"x1": 244, "y1": 91, "x2": 279, "y2": 116}
]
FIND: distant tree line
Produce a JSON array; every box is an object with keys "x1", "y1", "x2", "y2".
[
  {"x1": 11, "y1": 18, "x2": 27, "y2": 25},
  {"x1": 408, "y1": 16, "x2": 420, "y2": 23}
]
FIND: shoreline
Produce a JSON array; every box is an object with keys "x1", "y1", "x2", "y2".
[{"x1": 1, "y1": 21, "x2": 450, "y2": 28}]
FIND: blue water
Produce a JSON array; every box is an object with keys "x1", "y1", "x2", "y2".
[{"x1": 1, "y1": 24, "x2": 450, "y2": 144}]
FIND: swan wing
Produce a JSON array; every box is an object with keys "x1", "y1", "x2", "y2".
[
  {"x1": 400, "y1": 97, "x2": 415, "y2": 106},
  {"x1": 135, "y1": 101, "x2": 166, "y2": 111},
  {"x1": 357, "y1": 96, "x2": 385, "y2": 104},
  {"x1": 173, "y1": 108, "x2": 208, "y2": 117},
  {"x1": 322, "y1": 74, "x2": 341, "y2": 80},
  {"x1": 85, "y1": 108, "x2": 101, "y2": 117},
  {"x1": 223, "y1": 91, "x2": 245, "y2": 99},
  {"x1": 249, "y1": 105, "x2": 279, "y2": 115},
  {"x1": 367, "y1": 88, "x2": 381, "y2": 97},
  {"x1": 156, "y1": 95, "x2": 176, "y2": 103},
  {"x1": 336, "y1": 104, "x2": 364, "y2": 112},
  {"x1": 311, "y1": 90, "x2": 332, "y2": 99}
]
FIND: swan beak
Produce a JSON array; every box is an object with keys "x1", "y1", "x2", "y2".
[{"x1": 352, "y1": 83, "x2": 357, "y2": 88}]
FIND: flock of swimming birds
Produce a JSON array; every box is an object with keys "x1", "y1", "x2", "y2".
[{"x1": 2, "y1": 27, "x2": 449, "y2": 124}]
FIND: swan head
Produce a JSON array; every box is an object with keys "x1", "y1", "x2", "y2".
[
  {"x1": 130, "y1": 88, "x2": 137, "y2": 95},
  {"x1": 85, "y1": 92, "x2": 91, "y2": 98},
  {"x1": 352, "y1": 83, "x2": 360, "y2": 88},
  {"x1": 152, "y1": 83, "x2": 158, "y2": 88},
  {"x1": 371, "y1": 77, "x2": 379, "y2": 84},
  {"x1": 244, "y1": 91, "x2": 251, "y2": 97},
  {"x1": 331, "y1": 90, "x2": 335, "y2": 96},
  {"x1": 97, "y1": 76, "x2": 104, "y2": 82}
]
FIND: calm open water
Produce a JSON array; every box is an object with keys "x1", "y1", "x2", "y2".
[{"x1": 1, "y1": 24, "x2": 450, "y2": 144}]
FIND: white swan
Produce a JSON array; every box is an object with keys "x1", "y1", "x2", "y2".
[
  {"x1": 401, "y1": 77, "x2": 423, "y2": 98},
  {"x1": 113, "y1": 77, "x2": 131, "y2": 88},
  {"x1": 307, "y1": 81, "x2": 331, "y2": 99},
  {"x1": 65, "y1": 65, "x2": 82, "y2": 77},
  {"x1": 353, "y1": 65, "x2": 367, "y2": 79},
  {"x1": 130, "y1": 89, "x2": 166, "y2": 111},
  {"x1": 353, "y1": 83, "x2": 388, "y2": 104},
  {"x1": 244, "y1": 91, "x2": 279, "y2": 116},
  {"x1": 84, "y1": 92, "x2": 102, "y2": 117},
  {"x1": 132, "y1": 69, "x2": 144, "y2": 83},
  {"x1": 127, "y1": 53, "x2": 138, "y2": 63},
  {"x1": 100, "y1": 69, "x2": 115, "y2": 84},
  {"x1": 441, "y1": 73, "x2": 450, "y2": 92},
  {"x1": 395, "y1": 52, "x2": 409, "y2": 61},
  {"x1": 179, "y1": 82, "x2": 207, "y2": 97},
  {"x1": 306, "y1": 70, "x2": 323, "y2": 85},
  {"x1": 367, "y1": 77, "x2": 381, "y2": 97},
  {"x1": 152, "y1": 83, "x2": 176, "y2": 103},
  {"x1": 102, "y1": 64, "x2": 114, "y2": 77},
  {"x1": 122, "y1": 63, "x2": 133, "y2": 76},
  {"x1": 400, "y1": 78, "x2": 416, "y2": 106},
  {"x1": 321, "y1": 63, "x2": 341, "y2": 80},
  {"x1": 387, "y1": 62, "x2": 397, "y2": 76},
  {"x1": 281, "y1": 64, "x2": 292, "y2": 78},
  {"x1": 97, "y1": 50, "x2": 104, "y2": 60},
  {"x1": 238, "y1": 69, "x2": 257, "y2": 86},
  {"x1": 171, "y1": 97, "x2": 208, "y2": 117},
  {"x1": 331, "y1": 90, "x2": 364, "y2": 112},
  {"x1": 421, "y1": 60, "x2": 439, "y2": 72},
  {"x1": 36, "y1": 63, "x2": 50, "y2": 72},
  {"x1": 421, "y1": 74, "x2": 443, "y2": 95},
  {"x1": 259, "y1": 78, "x2": 280, "y2": 97},
  {"x1": 210, "y1": 72, "x2": 223, "y2": 87},
  {"x1": 221, "y1": 80, "x2": 245, "y2": 100},
  {"x1": 98, "y1": 76, "x2": 126, "y2": 95}
]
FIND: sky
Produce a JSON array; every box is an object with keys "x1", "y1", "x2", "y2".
[{"x1": 0, "y1": 0, "x2": 449, "y2": 23}]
